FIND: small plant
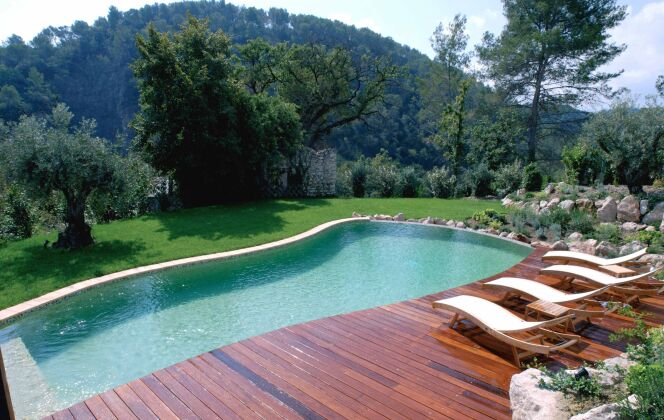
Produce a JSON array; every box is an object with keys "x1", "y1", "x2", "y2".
[
  {"x1": 549, "y1": 223, "x2": 562, "y2": 241},
  {"x1": 538, "y1": 368, "x2": 603, "y2": 399},
  {"x1": 567, "y1": 210, "x2": 595, "y2": 235},
  {"x1": 472, "y1": 209, "x2": 506, "y2": 226},
  {"x1": 609, "y1": 305, "x2": 654, "y2": 363},
  {"x1": 634, "y1": 230, "x2": 664, "y2": 254},
  {"x1": 539, "y1": 207, "x2": 571, "y2": 228},
  {"x1": 621, "y1": 363, "x2": 664, "y2": 419},
  {"x1": 592, "y1": 223, "x2": 622, "y2": 245}
]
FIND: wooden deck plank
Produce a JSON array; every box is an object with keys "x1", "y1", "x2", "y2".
[
  {"x1": 83, "y1": 396, "x2": 117, "y2": 420},
  {"x1": 44, "y1": 246, "x2": 664, "y2": 419}
]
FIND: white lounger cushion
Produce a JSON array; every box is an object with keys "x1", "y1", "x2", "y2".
[
  {"x1": 485, "y1": 277, "x2": 605, "y2": 303},
  {"x1": 542, "y1": 265, "x2": 661, "y2": 286},
  {"x1": 542, "y1": 248, "x2": 647, "y2": 266},
  {"x1": 433, "y1": 295, "x2": 551, "y2": 333}
]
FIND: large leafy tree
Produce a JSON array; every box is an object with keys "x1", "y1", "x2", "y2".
[
  {"x1": 132, "y1": 17, "x2": 302, "y2": 207},
  {"x1": 430, "y1": 14, "x2": 471, "y2": 102},
  {"x1": 238, "y1": 39, "x2": 399, "y2": 149},
  {"x1": 477, "y1": 0, "x2": 627, "y2": 162},
  {"x1": 580, "y1": 96, "x2": 664, "y2": 192},
  {"x1": 1, "y1": 104, "x2": 120, "y2": 249}
]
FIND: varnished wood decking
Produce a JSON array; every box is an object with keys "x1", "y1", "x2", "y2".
[{"x1": 45, "y1": 247, "x2": 664, "y2": 419}]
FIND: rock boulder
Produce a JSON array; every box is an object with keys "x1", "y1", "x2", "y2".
[
  {"x1": 642, "y1": 201, "x2": 664, "y2": 225},
  {"x1": 510, "y1": 369, "x2": 567, "y2": 420},
  {"x1": 552, "y1": 240, "x2": 568, "y2": 251},
  {"x1": 595, "y1": 241, "x2": 618, "y2": 258},
  {"x1": 617, "y1": 195, "x2": 641, "y2": 222},
  {"x1": 559, "y1": 200, "x2": 575, "y2": 212},
  {"x1": 597, "y1": 197, "x2": 617, "y2": 222},
  {"x1": 575, "y1": 198, "x2": 594, "y2": 212}
]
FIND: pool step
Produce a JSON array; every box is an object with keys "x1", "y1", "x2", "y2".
[{"x1": 1, "y1": 337, "x2": 58, "y2": 419}]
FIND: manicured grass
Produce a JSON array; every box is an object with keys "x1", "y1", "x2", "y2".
[{"x1": 0, "y1": 198, "x2": 499, "y2": 310}]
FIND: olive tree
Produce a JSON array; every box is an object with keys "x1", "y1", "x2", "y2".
[
  {"x1": 1, "y1": 104, "x2": 120, "y2": 249},
  {"x1": 580, "y1": 96, "x2": 664, "y2": 192}
]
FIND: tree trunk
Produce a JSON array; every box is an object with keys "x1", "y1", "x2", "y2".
[
  {"x1": 53, "y1": 194, "x2": 93, "y2": 249},
  {"x1": 527, "y1": 58, "x2": 546, "y2": 162}
]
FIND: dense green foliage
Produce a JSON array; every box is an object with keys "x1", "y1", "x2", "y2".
[
  {"x1": 1, "y1": 104, "x2": 123, "y2": 248},
  {"x1": 237, "y1": 39, "x2": 399, "y2": 149},
  {"x1": 577, "y1": 96, "x2": 664, "y2": 192},
  {"x1": 0, "y1": 197, "x2": 497, "y2": 309},
  {"x1": 0, "y1": 2, "x2": 440, "y2": 166},
  {"x1": 477, "y1": 0, "x2": 626, "y2": 161},
  {"x1": 132, "y1": 17, "x2": 302, "y2": 206}
]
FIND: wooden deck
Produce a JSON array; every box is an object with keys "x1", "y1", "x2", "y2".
[{"x1": 45, "y1": 247, "x2": 664, "y2": 419}]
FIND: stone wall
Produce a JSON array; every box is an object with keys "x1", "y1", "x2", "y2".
[
  {"x1": 273, "y1": 147, "x2": 336, "y2": 198},
  {"x1": 302, "y1": 148, "x2": 336, "y2": 197}
]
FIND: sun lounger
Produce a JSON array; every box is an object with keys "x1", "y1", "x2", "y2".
[
  {"x1": 541, "y1": 264, "x2": 664, "y2": 304},
  {"x1": 484, "y1": 277, "x2": 609, "y2": 304},
  {"x1": 483, "y1": 277, "x2": 611, "y2": 330},
  {"x1": 542, "y1": 248, "x2": 647, "y2": 268},
  {"x1": 432, "y1": 295, "x2": 579, "y2": 367}
]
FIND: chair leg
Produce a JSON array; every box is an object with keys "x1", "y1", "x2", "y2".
[
  {"x1": 450, "y1": 313, "x2": 459, "y2": 328},
  {"x1": 512, "y1": 346, "x2": 521, "y2": 367}
]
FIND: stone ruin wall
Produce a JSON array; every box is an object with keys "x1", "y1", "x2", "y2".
[{"x1": 303, "y1": 148, "x2": 336, "y2": 197}]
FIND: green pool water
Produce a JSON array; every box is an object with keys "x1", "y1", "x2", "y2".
[{"x1": 0, "y1": 221, "x2": 531, "y2": 418}]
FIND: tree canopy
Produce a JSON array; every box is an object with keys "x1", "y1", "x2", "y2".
[
  {"x1": 238, "y1": 39, "x2": 399, "y2": 149},
  {"x1": 477, "y1": 0, "x2": 627, "y2": 161},
  {"x1": 132, "y1": 17, "x2": 302, "y2": 207},
  {"x1": 1, "y1": 104, "x2": 121, "y2": 248}
]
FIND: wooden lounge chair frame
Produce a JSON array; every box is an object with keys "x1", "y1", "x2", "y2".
[
  {"x1": 432, "y1": 296, "x2": 579, "y2": 367},
  {"x1": 541, "y1": 265, "x2": 664, "y2": 304},
  {"x1": 541, "y1": 248, "x2": 648, "y2": 269},
  {"x1": 483, "y1": 277, "x2": 611, "y2": 331}
]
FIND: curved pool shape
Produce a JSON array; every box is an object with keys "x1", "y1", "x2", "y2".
[{"x1": 0, "y1": 221, "x2": 531, "y2": 418}]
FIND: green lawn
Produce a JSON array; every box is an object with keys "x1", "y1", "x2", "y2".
[{"x1": 0, "y1": 198, "x2": 499, "y2": 310}]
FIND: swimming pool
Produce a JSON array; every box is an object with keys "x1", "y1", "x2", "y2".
[{"x1": 0, "y1": 221, "x2": 531, "y2": 418}]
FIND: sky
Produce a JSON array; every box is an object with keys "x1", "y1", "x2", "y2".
[{"x1": 0, "y1": 0, "x2": 662, "y2": 103}]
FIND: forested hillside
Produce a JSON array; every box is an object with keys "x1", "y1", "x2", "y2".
[{"x1": 0, "y1": 1, "x2": 448, "y2": 166}]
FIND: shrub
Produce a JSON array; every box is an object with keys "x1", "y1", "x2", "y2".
[
  {"x1": 592, "y1": 223, "x2": 622, "y2": 245},
  {"x1": 472, "y1": 209, "x2": 505, "y2": 227},
  {"x1": 366, "y1": 151, "x2": 402, "y2": 197},
  {"x1": 634, "y1": 230, "x2": 664, "y2": 254},
  {"x1": 424, "y1": 167, "x2": 456, "y2": 198},
  {"x1": 622, "y1": 364, "x2": 664, "y2": 419},
  {"x1": 492, "y1": 160, "x2": 523, "y2": 197},
  {"x1": 350, "y1": 159, "x2": 369, "y2": 197},
  {"x1": 567, "y1": 210, "x2": 595, "y2": 235},
  {"x1": 539, "y1": 368, "x2": 602, "y2": 399},
  {"x1": 0, "y1": 185, "x2": 35, "y2": 240},
  {"x1": 539, "y1": 207, "x2": 571, "y2": 228},
  {"x1": 522, "y1": 162, "x2": 544, "y2": 191},
  {"x1": 400, "y1": 166, "x2": 421, "y2": 198},
  {"x1": 335, "y1": 164, "x2": 353, "y2": 197},
  {"x1": 87, "y1": 154, "x2": 157, "y2": 223},
  {"x1": 507, "y1": 207, "x2": 538, "y2": 235},
  {"x1": 561, "y1": 142, "x2": 607, "y2": 185},
  {"x1": 465, "y1": 162, "x2": 494, "y2": 197}
]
